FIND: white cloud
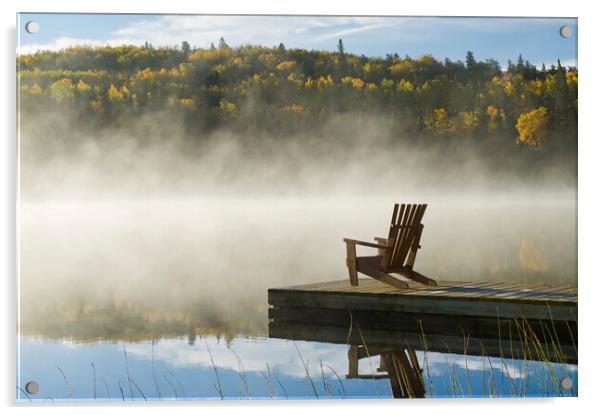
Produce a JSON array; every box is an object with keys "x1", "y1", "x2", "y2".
[
  {"x1": 109, "y1": 15, "x2": 401, "y2": 49},
  {"x1": 17, "y1": 37, "x2": 111, "y2": 54},
  {"x1": 125, "y1": 336, "x2": 354, "y2": 380}
]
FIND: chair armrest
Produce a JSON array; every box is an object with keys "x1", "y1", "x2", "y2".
[{"x1": 343, "y1": 238, "x2": 388, "y2": 250}]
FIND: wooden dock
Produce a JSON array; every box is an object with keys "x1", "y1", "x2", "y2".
[
  {"x1": 268, "y1": 279, "x2": 578, "y2": 364},
  {"x1": 268, "y1": 279, "x2": 577, "y2": 321}
]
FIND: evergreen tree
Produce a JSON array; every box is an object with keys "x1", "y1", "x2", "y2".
[
  {"x1": 465, "y1": 51, "x2": 476, "y2": 74},
  {"x1": 181, "y1": 41, "x2": 191, "y2": 56},
  {"x1": 551, "y1": 59, "x2": 571, "y2": 131},
  {"x1": 516, "y1": 54, "x2": 525, "y2": 76}
]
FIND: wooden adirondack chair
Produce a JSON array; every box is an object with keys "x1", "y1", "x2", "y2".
[{"x1": 344, "y1": 203, "x2": 437, "y2": 289}]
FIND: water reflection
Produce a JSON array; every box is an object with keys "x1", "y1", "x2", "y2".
[
  {"x1": 347, "y1": 345, "x2": 425, "y2": 398},
  {"x1": 17, "y1": 323, "x2": 577, "y2": 401},
  {"x1": 269, "y1": 305, "x2": 577, "y2": 398}
]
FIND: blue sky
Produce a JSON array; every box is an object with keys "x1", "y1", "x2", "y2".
[{"x1": 17, "y1": 14, "x2": 577, "y2": 68}]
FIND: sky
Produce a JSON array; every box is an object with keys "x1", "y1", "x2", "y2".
[{"x1": 16, "y1": 13, "x2": 577, "y2": 68}]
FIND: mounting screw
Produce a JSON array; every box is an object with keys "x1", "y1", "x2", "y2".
[
  {"x1": 25, "y1": 21, "x2": 39, "y2": 34},
  {"x1": 25, "y1": 381, "x2": 39, "y2": 394},
  {"x1": 559, "y1": 25, "x2": 572, "y2": 38},
  {"x1": 560, "y1": 377, "x2": 573, "y2": 390}
]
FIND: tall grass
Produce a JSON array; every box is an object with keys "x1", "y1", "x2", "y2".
[
  {"x1": 151, "y1": 339, "x2": 162, "y2": 399},
  {"x1": 261, "y1": 363, "x2": 274, "y2": 399},
  {"x1": 90, "y1": 362, "x2": 96, "y2": 400},
  {"x1": 122, "y1": 345, "x2": 134, "y2": 400},
  {"x1": 230, "y1": 348, "x2": 250, "y2": 399},
  {"x1": 101, "y1": 376, "x2": 110, "y2": 399},
  {"x1": 163, "y1": 374, "x2": 179, "y2": 399},
  {"x1": 201, "y1": 334, "x2": 224, "y2": 399},
  {"x1": 292, "y1": 341, "x2": 319, "y2": 399},
  {"x1": 356, "y1": 322, "x2": 381, "y2": 398},
  {"x1": 56, "y1": 367, "x2": 72, "y2": 399}
]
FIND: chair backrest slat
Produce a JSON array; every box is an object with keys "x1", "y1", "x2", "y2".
[
  {"x1": 392, "y1": 203, "x2": 407, "y2": 260},
  {"x1": 390, "y1": 205, "x2": 408, "y2": 263},
  {"x1": 398, "y1": 204, "x2": 426, "y2": 264},
  {"x1": 394, "y1": 204, "x2": 417, "y2": 264},
  {"x1": 384, "y1": 203, "x2": 427, "y2": 269}
]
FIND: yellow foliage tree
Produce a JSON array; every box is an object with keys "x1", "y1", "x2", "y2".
[
  {"x1": 424, "y1": 108, "x2": 450, "y2": 135},
  {"x1": 397, "y1": 79, "x2": 413, "y2": 93},
  {"x1": 211, "y1": 63, "x2": 226, "y2": 74},
  {"x1": 516, "y1": 107, "x2": 548, "y2": 149},
  {"x1": 486, "y1": 105, "x2": 506, "y2": 133},
  {"x1": 380, "y1": 78, "x2": 394, "y2": 91},
  {"x1": 77, "y1": 79, "x2": 91, "y2": 93},
  {"x1": 451, "y1": 111, "x2": 479, "y2": 136},
  {"x1": 276, "y1": 60, "x2": 297, "y2": 72},
  {"x1": 176, "y1": 98, "x2": 195, "y2": 109},
  {"x1": 22, "y1": 83, "x2": 42, "y2": 96},
  {"x1": 49, "y1": 78, "x2": 75, "y2": 103},
  {"x1": 365, "y1": 82, "x2": 378, "y2": 92},
  {"x1": 342, "y1": 76, "x2": 364, "y2": 90},
  {"x1": 219, "y1": 99, "x2": 238, "y2": 117},
  {"x1": 107, "y1": 84, "x2": 124, "y2": 103},
  {"x1": 316, "y1": 75, "x2": 334, "y2": 91},
  {"x1": 389, "y1": 60, "x2": 413, "y2": 76}
]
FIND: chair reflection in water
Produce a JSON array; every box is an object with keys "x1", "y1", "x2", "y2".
[{"x1": 347, "y1": 344, "x2": 425, "y2": 398}]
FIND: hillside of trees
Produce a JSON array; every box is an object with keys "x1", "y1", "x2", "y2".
[{"x1": 17, "y1": 40, "x2": 577, "y2": 159}]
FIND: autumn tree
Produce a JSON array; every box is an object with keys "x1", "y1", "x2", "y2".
[{"x1": 516, "y1": 107, "x2": 548, "y2": 149}]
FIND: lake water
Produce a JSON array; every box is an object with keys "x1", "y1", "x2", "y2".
[{"x1": 17, "y1": 196, "x2": 578, "y2": 400}]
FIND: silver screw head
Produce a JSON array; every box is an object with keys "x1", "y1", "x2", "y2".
[
  {"x1": 560, "y1": 25, "x2": 572, "y2": 38},
  {"x1": 24, "y1": 381, "x2": 39, "y2": 394}
]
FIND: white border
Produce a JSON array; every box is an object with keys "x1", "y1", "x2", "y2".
[{"x1": 2, "y1": 1, "x2": 600, "y2": 415}]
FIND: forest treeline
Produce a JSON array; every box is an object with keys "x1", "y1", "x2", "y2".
[{"x1": 17, "y1": 40, "x2": 577, "y2": 154}]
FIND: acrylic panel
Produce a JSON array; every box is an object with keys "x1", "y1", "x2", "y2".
[{"x1": 16, "y1": 14, "x2": 578, "y2": 401}]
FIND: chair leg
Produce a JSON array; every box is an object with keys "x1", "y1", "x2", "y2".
[
  {"x1": 399, "y1": 269, "x2": 437, "y2": 286},
  {"x1": 345, "y1": 241, "x2": 359, "y2": 286},
  {"x1": 361, "y1": 267, "x2": 409, "y2": 289},
  {"x1": 372, "y1": 272, "x2": 409, "y2": 290},
  {"x1": 348, "y1": 267, "x2": 358, "y2": 286}
]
